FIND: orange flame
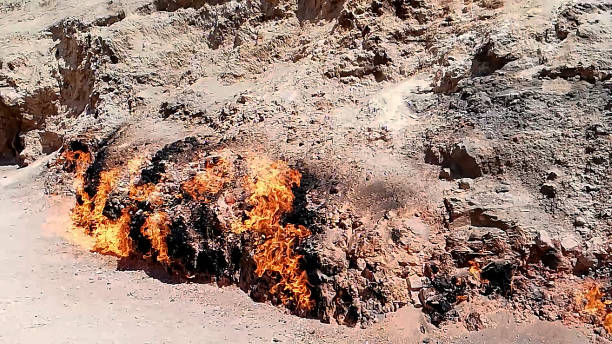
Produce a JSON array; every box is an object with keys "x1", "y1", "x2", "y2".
[
  {"x1": 234, "y1": 158, "x2": 313, "y2": 311},
  {"x1": 65, "y1": 150, "x2": 154, "y2": 258},
  {"x1": 141, "y1": 211, "x2": 171, "y2": 264},
  {"x1": 468, "y1": 260, "x2": 481, "y2": 280},
  {"x1": 583, "y1": 285, "x2": 607, "y2": 315},
  {"x1": 63, "y1": 149, "x2": 313, "y2": 310},
  {"x1": 89, "y1": 169, "x2": 132, "y2": 256},
  {"x1": 70, "y1": 163, "x2": 132, "y2": 257},
  {"x1": 182, "y1": 156, "x2": 233, "y2": 202},
  {"x1": 578, "y1": 283, "x2": 611, "y2": 333}
]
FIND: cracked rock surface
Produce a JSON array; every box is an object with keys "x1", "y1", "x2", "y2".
[{"x1": 1, "y1": 0, "x2": 611, "y2": 342}]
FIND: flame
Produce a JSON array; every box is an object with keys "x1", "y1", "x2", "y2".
[
  {"x1": 89, "y1": 169, "x2": 133, "y2": 256},
  {"x1": 64, "y1": 150, "x2": 155, "y2": 258},
  {"x1": 182, "y1": 156, "x2": 233, "y2": 202},
  {"x1": 127, "y1": 157, "x2": 161, "y2": 204},
  {"x1": 62, "y1": 149, "x2": 92, "y2": 192},
  {"x1": 578, "y1": 283, "x2": 612, "y2": 333},
  {"x1": 70, "y1": 165, "x2": 132, "y2": 257},
  {"x1": 141, "y1": 211, "x2": 170, "y2": 264},
  {"x1": 63, "y1": 148, "x2": 312, "y2": 310},
  {"x1": 468, "y1": 260, "x2": 481, "y2": 280},
  {"x1": 254, "y1": 223, "x2": 312, "y2": 310},
  {"x1": 234, "y1": 158, "x2": 313, "y2": 311},
  {"x1": 583, "y1": 284, "x2": 607, "y2": 315}
]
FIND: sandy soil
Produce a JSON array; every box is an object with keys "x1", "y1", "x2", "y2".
[
  {"x1": 0, "y1": 162, "x2": 591, "y2": 343},
  {"x1": 0, "y1": 0, "x2": 608, "y2": 341}
]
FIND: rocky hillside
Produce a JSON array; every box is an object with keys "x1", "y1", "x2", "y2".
[{"x1": 1, "y1": 0, "x2": 611, "y2": 340}]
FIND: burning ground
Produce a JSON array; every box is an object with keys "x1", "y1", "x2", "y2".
[
  {"x1": 58, "y1": 136, "x2": 417, "y2": 325},
  {"x1": 61, "y1": 138, "x2": 316, "y2": 314},
  {"x1": 53, "y1": 133, "x2": 612, "y2": 336},
  {"x1": 2, "y1": 0, "x2": 612, "y2": 341}
]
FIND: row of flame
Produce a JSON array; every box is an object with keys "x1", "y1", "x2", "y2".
[
  {"x1": 580, "y1": 284, "x2": 612, "y2": 333},
  {"x1": 469, "y1": 261, "x2": 611, "y2": 333},
  {"x1": 63, "y1": 149, "x2": 313, "y2": 311},
  {"x1": 62, "y1": 148, "x2": 610, "y2": 327}
]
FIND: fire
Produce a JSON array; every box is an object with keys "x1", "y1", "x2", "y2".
[
  {"x1": 468, "y1": 260, "x2": 481, "y2": 280},
  {"x1": 64, "y1": 149, "x2": 157, "y2": 258},
  {"x1": 142, "y1": 212, "x2": 171, "y2": 264},
  {"x1": 62, "y1": 148, "x2": 129, "y2": 255},
  {"x1": 69, "y1": 160, "x2": 133, "y2": 257},
  {"x1": 88, "y1": 169, "x2": 132, "y2": 256},
  {"x1": 583, "y1": 284, "x2": 607, "y2": 315},
  {"x1": 62, "y1": 147, "x2": 313, "y2": 311},
  {"x1": 578, "y1": 283, "x2": 612, "y2": 333},
  {"x1": 254, "y1": 223, "x2": 312, "y2": 310},
  {"x1": 234, "y1": 158, "x2": 313, "y2": 311},
  {"x1": 182, "y1": 156, "x2": 233, "y2": 201},
  {"x1": 62, "y1": 149, "x2": 92, "y2": 185}
]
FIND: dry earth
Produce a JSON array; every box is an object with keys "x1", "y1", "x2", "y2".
[
  {"x1": 0, "y1": 164, "x2": 589, "y2": 344},
  {"x1": 0, "y1": 0, "x2": 611, "y2": 342}
]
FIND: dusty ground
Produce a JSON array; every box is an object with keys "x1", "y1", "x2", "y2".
[
  {"x1": 1, "y1": 0, "x2": 611, "y2": 342},
  {"x1": 0, "y1": 164, "x2": 590, "y2": 344}
]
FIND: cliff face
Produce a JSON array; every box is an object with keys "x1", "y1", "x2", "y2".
[{"x1": 1, "y1": 0, "x2": 611, "y2": 338}]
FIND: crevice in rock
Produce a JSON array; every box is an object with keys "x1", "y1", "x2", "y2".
[
  {"x1": 0, "y1": 100, "x2": 21, "y2": 165},
  {"x1": 91, "y1": 11, "x2": 126, "y2": 27},
  {"x1": 297, "y1": 0, "x2": 346, "y2": 22},
  {"x1": 50, "y1": 19, "x2": 97, "y2": 118},
  {"x1": 539, "y1": 66, "x2": 611, "y2": 84},
  {"x1": 470, "y1": 41, "x2": 516, "y2": 77},
  {"x1": 425, "y1": 143, "x2": 484, "y2": 180},
  {"x1": 153, "y1": 0, "x2": 208, "y2": 12},
  {"x1": 0, "y1": 87, "x2": 62, "y2": 166}
]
